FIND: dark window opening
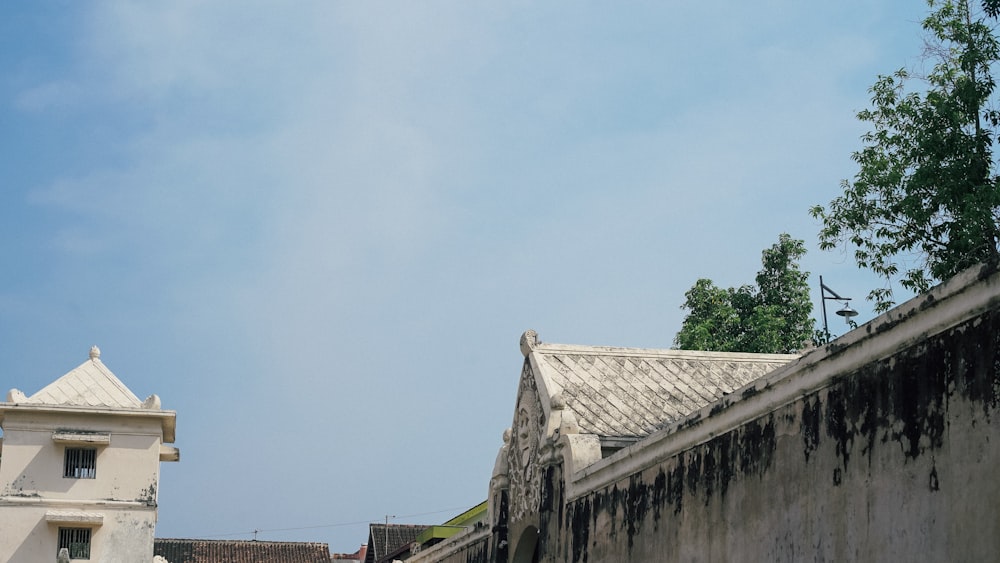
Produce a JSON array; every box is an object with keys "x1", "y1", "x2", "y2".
[
  {"x1": 64, "y1": 448, "x2": 96, "y2": 479},
  {"x1": 58, "y1": 527, "x2": 91, "y2": 559}
]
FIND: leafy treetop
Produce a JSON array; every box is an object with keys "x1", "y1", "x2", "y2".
[
  {"x1": 812, "y1": 0, "x2": 1000, "y2": 311},
  {"x1": 674, "y1": 234, "x2": 814, "y2": 354}
]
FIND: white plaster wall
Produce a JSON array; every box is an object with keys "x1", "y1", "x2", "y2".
[
  {"x1": 0, "y1": 409, "x2": 166, "y2": 563},
  {"x1": 0, "y1": 506, "x2": 156, "y2": 563},
  {"x1": 0, "y1": 513, "x2": 50, "y2": 563},
  {"x1": 0, "y1": 411, "x2": 161, "y2": 503}
]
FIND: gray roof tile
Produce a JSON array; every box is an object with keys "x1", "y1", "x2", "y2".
[
  {"x1": 365, "y1": 524, "x2": 430, "y2": 563},
  {"x1": 530, "y1": 342, "x2": 795, "y2": 438}
]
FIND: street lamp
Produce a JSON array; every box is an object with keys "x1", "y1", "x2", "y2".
[{"x1": 820, "y1": 275, "x2": 858, "y2": 338}]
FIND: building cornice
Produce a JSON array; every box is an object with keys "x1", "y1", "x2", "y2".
[
  {"x1": 0, "y1": 496, "x2": 155, "y2": 510},
  {"x1": 0, "y1": 403, "x2": 177, "y2": 444}
]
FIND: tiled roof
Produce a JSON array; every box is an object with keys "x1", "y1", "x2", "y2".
[
  {"x1": 529, "y1": 341, "x2": 796, "y2": 438},
  {"x1": 22, "y1": 346, "x2": 142, "y2": 408},
  {"x1": 153, "y1": 538, "x2": 331, "y2": 563},
  {"x1": 365, "y1": 524, "x2": 430, "y2": 563}
]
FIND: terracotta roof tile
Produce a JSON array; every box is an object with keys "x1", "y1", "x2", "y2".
[{"x1": 154, "y1": 538, "x2": 330, "y2": 563}]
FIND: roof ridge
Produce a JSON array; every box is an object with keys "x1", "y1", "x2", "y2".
[{"x1": 532, "y1": 342, "x2": 799, "y2": 360}]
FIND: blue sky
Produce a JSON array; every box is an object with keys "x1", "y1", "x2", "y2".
[{"x1": 2, "y1": 0, "x2": 930, "y2": 552}]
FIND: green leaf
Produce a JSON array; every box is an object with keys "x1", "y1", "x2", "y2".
[{"x1": 815, "y1": 0, "x2": 1000, "y2": 310}]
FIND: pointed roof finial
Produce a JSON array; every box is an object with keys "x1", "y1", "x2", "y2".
[
  {"x1": 89, "y1": 346, "x2": 101, "y2": 360},
  {"x1": 520, "y1": 330, "x2": 538, "y2": 357}
]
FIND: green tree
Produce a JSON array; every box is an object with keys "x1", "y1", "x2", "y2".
[
  {"x1": 672, "y1": 279, "x2": 742, "y2": 351},
  {"x1": 674, "y1": 234, "x2": 814, "y2": 353},
  {"x1": 811, "y1": 0, "x2": 1000, "y2": 312}
]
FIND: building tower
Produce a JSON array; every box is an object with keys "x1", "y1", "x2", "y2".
[{"x1": 0, "y1": 347, "x2": 179, "y2": 562}]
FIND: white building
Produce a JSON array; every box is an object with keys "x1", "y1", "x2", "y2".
[{"x1": 0, "y1": 347, "x2": 179, "y2": 563}]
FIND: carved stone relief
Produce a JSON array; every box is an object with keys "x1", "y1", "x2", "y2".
[{"x1": 507, "y1": 361, "x2": 545, "y2": 522}]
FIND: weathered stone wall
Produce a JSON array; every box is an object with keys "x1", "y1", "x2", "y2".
[
  {"x1": 432, "y1": 539, "x2": 489, "y2": 563},
  {"x1": 543, "y1": 306, "x2": 1000, "y2": 562},
  {"x1": 408, "y1": 529, "x2": 490, "y2": 563}
]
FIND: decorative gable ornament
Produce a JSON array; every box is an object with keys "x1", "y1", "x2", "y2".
[{"x1": 507, "y1": 361, "x2": 544, "y2": 522}]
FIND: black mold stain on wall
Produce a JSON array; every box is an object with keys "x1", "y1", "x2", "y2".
[
  {"x1": 568, "y1": 496, "x2": 590, "y2": 563},
  {"x1": 625, "y1": 475, "x2": 649, "y2": 550},
  {"x1": 802, "y1": 396, "x2": 821, "y2": 462},
  {"x1": 667, "y1": 455, "x2": 684, "y2": 515},
  {"x1": 823, "y1": 310, "x2": 1000, "y2": 477},
  {"x1": 490, "y1": 491, "x2": 509, "y2": 563},
  {"x1": 562, "y1": 414, "x2": 779, "y2": 558},
  {"x1": 650, "y1": 469, "x2": 667, "y2": 527},
  {"x1": 551, "y1": 308, "x2": 1000, "y2": 561},
  {"x1": 463, "y1": 541, "x2": 488, "y2": 563},
  {"x1": 137, "y1": 482, "x2": 157, "y2": 507},
  {"x1": 539, "y1": 466, "x2": 558, "y2": 561}
]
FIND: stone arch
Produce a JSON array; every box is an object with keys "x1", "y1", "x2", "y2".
[{"x1": 511, "y1": 525, "x2": 540, "y2": 563}]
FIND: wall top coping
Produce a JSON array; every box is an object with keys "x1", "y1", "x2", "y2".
[{"x1": 567, "y1": 261, "x2": 1000, "y2": 498}]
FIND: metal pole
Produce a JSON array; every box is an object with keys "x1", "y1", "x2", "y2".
[
  {"x1": 384, "y1": 514, "x2": 394, "y2": 562},
  {"x1": 820, "y1": 275, "x2": 830, "y2": 338}
]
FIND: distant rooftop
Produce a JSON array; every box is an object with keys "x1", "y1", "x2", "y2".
[
  {"x1": 366, "y1": 523, "x2": 431, "y2": 563},
  {"x1": 154, "y1": 538, "x2": 331, "y2": 563}
]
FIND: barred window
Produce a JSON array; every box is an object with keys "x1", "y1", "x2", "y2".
[
  {"x1": 58, "y1": 527, "x2": 91, "y2": 559},
  {"x1": 64, "y1": 448, "x2": 96, "y2": 479}
]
